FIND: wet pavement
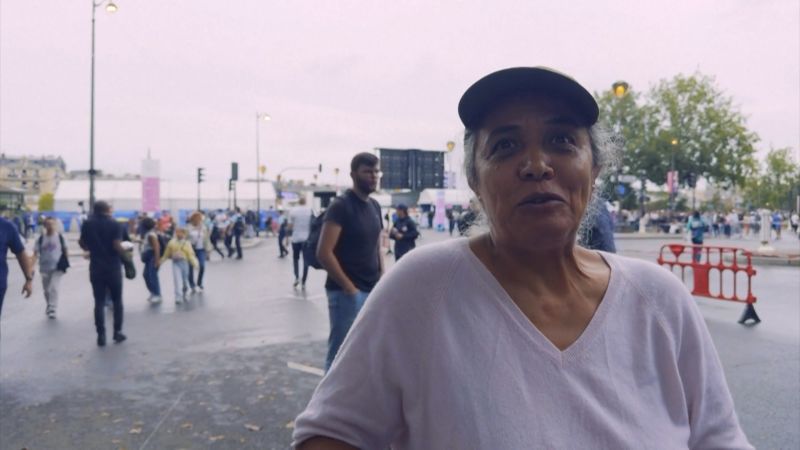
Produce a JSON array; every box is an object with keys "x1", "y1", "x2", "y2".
[{"x1": 1, "y1": 230, "x2": 798, "y2": 449}]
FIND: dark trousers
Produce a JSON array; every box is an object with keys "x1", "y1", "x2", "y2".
[
  {"x1": 142, "y1": 250, "x2": 161, "y2": 296},
  {"x1": 234, "y1": 233, "x2": 242, "y2": 258},
  {"x1": 291, "y1": 242, "x2": 309, "y2": 283},
  {"x1": 188, "y1": 249, "x2": 206, "y2": 288},
  {"x1": 210, "y1": 231, "x2": 225, "y2": 258},
  {"x1": 90, "y1": 268, "x2": 123, "y2": 335},
  {"x1": 224, "y1": 233, "x2": 233, "y2": 256},
  {"x1": 0, "y1": 284, "x2": 7, "y2": 316},
  {"x1": 278, "y1": 234, "x2": 288, "y2": 257}
]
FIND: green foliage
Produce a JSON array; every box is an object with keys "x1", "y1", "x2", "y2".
[
  {"x1": 596, "y1": 72, "x2": 760, "y2": 198},
  {"x1": 743, "y1": 148, "x2": 800, "y2": 210},
  {"x1": 38, "y1": 192, "x2": 54, "y2": 211}
]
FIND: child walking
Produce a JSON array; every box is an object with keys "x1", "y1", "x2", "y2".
[{"x1": 159, "y1": 227, "x2": 198, "y2": 304}]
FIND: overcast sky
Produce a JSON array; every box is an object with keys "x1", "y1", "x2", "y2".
[{"x1": 1, "y1": 0, "x2": 798, "y2": 185}]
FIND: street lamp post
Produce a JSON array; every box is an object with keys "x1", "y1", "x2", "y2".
[
  {"x1": 89, "y1": 0, "x2": 118, "y2": 213},
  {"x1": 255, "y1": 112, "x2": 270, "y2": 235},
  {"x1": 670, "y1": 138, "x2": 678, "y2": 218}
]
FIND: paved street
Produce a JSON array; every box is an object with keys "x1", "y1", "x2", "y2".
[{"x1": 1, "y1": 230, "x2": 798, "y2": 449}]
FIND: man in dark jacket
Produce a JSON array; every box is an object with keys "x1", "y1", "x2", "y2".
[
  {"x1": 79, "y1": 201, "x2": 129, "y2": 346},
  {"x1": 389, "y1": 204, "x2": 419, "y2": 261}
]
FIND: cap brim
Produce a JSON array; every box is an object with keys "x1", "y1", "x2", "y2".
[{"x1": 458, "y1": 67, "x2": 599, "y2": 129}]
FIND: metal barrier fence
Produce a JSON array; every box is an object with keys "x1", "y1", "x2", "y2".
[{"x1": 657, "y1": 244, "x2": 760, "y2": 324}]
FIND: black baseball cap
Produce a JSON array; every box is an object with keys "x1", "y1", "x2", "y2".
[{"x1": 457, "y1": 67, "x2": 599, "y2": 129}]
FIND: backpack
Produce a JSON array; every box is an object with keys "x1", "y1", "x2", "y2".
[{"x1": 303, "y1": 213, "x2": 326, "y2": 269}]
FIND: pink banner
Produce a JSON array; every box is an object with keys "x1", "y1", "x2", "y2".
[{"x1": 142, "y1": 177, "x2": 160, "y2": 212}]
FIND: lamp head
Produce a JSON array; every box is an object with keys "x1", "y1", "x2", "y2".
[
  {"x1": 612, "y1": 81, "x2": 629, "y2": 98},
  {"x1": 105, "y1": 1, "x2": 118, "y2": 13}
]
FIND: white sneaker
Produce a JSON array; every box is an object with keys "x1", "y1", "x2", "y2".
[
  {"x1": 151, "y1": 295, "x2": 162, "y2": 304},
  {"x1": 196, "y1": 286, "x2": 204, "y2": 293},
  {"x1": 46, "y1": 309, "x2": 56, "y2": 319},
  {"x1": 175, "y1": 297, "x2": 183, "y2": 305},
  {"x1": 191, "y1": 287, "x2": 197, "y2": 294}
]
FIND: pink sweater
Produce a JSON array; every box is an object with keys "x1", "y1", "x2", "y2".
[{"x1": 293, "y1": 238, "x2": 751, "y2": 449}]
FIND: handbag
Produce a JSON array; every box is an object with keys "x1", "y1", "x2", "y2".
[
  {"x1": 56, "y1": 234, "x2": 71, "y2": 272},
  {"x1": 122, "y1": 252, "x2": 136, "y2": 280}
]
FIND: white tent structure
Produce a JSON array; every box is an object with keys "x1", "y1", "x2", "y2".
[
  {"x1": 54, "y1": 179, "x2": 277, "y2": 213},
  {"x1": 417, "y1": 188, "x2": 474, "y2": 208}
]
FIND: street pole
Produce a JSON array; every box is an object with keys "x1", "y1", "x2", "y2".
[
  {"x1": 89, "y1": 2, "x2": 97, "y2": 214},
  {"x1": 88, "y1": 0, "x2": 117, "y2": 214},
  {"x1": 255, "y1": 113, "x2": 261, "y2": 221},
  {"x1": 670, "y1": 139, "x2": 677, "y2": 220}
]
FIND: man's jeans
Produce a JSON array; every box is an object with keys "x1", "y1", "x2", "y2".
[
  {"x1": 325, "y1": 289, "x2": 369, "y2": 371},
  {"x1": 142, "y1": 250, "x2": 161, "y2": 296}
]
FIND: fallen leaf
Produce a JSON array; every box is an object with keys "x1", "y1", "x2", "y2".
[
  {"x1": 100, "y1": 411, "x2": 111, "y2": 418},
  {"x1": 133, "y1": 421, "x2": 144, "y2": 426},
  {"x1": 209, "y1": 435, "x2": 225, "y2": 442},
  {"x1": 112, "y1": 418, "x2": 123, "y2": 423},
  {"x1": 244, "y1": 423, "x2": 261, "y2": 432},
  {"x1": 111, "y1": 439, "x2": 122, "y2": 444},
  {"x1": 180, "y1": 422, "x2": 193, "y2": 429},
  {"x1": 255, "y1": 379, "x2": 265, "y2": 385},
  {"x1": 129, "y1": 427, "x2": 142, "y2": 435},
  {"x1": 285, "y1": 420, "x2": 295, "y2": 429}
]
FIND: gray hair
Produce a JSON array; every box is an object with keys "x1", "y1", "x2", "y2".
[{"x1": 461, "y1": 124, "x2": 621, "y2": 242}]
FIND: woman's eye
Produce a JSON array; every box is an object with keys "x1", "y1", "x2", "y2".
[
  {"x1": 551, "y1": 134, "x2": 576, "y2": 146},
  {"x1": 491, "y1": 138, "x2": 518, "y2": 154}
]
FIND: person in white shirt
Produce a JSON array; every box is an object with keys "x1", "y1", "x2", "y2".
[
  {"x1": 293, "y1": 67, "x2": 751, "y2": 450},
  {"x1": 288, "y1": 197, "x2": 314, "y2": 289},
  {"x1": 32, "y1": 217, "x2": 68, "y2": 318}
]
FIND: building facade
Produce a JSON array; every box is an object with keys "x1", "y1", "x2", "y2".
[{"x1": 0, "y1": 154, "x2": 67, "y2": 210}]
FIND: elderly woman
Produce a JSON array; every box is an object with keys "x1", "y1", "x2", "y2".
[{"x1": 292, "y1": 67, "x2": 751, "y2": 449}]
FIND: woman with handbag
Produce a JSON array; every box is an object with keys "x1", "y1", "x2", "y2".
[{"x1": 31, "y1": 217, "x2": 69, "y2": 319}]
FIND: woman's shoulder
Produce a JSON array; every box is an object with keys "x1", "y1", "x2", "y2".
[{"x1": 603, "y1": 252, "x2": 695, "y2": 319}]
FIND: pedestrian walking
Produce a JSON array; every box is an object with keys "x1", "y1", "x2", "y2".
[
  {"x1": 227, "y1": 207, "x2": 245, "y2": 259},
  {"x1": 278, "y1": 212, "x2": 290, "y2": 258},
  {"x1": 686, "y1": 210, "x2": 707, "y2": 262},
  {"x1": 159, "y1": 227, "x2": 199, "y2": 304},
  {"x1": 790, "y1": 211, "x2": 799, "y2": 237},
  {"x1": 31, "y1": 217, "x2": 70, "y2": 318},
  {"x1": 209, "y1": 211, "x2": 227, "y2": 259},
  {"x1": 293, "y1": 65, "x2": 751, "y2": 450},
  {"x1": 187, "y1": 211, "x2": 210, "y2": 293},
  {"x1": 138, "y1": 217, "x2": 162, "y2": 303},
  {"x1": 288, "y1": 198, "x2": 313, "y2": 288},
  {"x1": 316, "y1": 152, "x2": 383, "y2": 371},
  {"x1": 771, "y1": 211, "x2": 783, "y2": 240},
  {"x1": 389, "y1": 204, "x2": 419, "y2": 261},
  {"x1": 582, "y1": 201, "x2": 617, "y2": 253},
  {"x1": 0, "y1": 215, "x2": 33, "y2": 318},
  {"x1": 78, "y1": 201, "x2": 129, "y2": 346}
]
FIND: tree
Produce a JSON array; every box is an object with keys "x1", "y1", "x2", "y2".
[
  {"x1": 596, "y1": 73, "x2": 760, "y2": 193},
  {"x1": 646, "y1": 73, "x2": 759, "y2": 189},
  {"x1": 743, "y1": 148, "x2": 800, "y2": 210},
  {"x1": 38, "y1": 192, "x2": 54, "y2": 211}
]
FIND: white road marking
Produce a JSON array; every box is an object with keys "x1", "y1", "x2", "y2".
[{"x1": 287, "y1": 361, "x2": 324, "y2": 377}]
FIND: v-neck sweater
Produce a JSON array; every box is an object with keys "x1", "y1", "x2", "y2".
[{"x1": 293, "y1": 238, "x2": 751, "y2": 450}]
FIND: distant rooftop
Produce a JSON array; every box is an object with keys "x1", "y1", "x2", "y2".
[{"x1": 0, "y1": 154, "x2": 67, "y2": 171}]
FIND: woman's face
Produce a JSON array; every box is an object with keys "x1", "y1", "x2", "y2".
[{"x1": 472, "y1": 93, "x2": 598, "y2": 249}]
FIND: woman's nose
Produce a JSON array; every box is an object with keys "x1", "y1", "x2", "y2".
[{"x1": 518, "y1": 149, "x2": 554, "y2": 181}]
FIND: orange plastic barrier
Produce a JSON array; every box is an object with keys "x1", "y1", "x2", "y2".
[{"x1": 657, "y1": 244, "x2": 760, "y2": 324}]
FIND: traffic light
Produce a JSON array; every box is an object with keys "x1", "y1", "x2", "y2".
[
  {"x1": 197, "y1": 167, "x2": 205, "y2": 183},
  {"x1": 231, "y1": 162, "x2": 239, "y2": 181},
  {"x1": 318, "y1": 163, "x2": 322, "y2": 173}
]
